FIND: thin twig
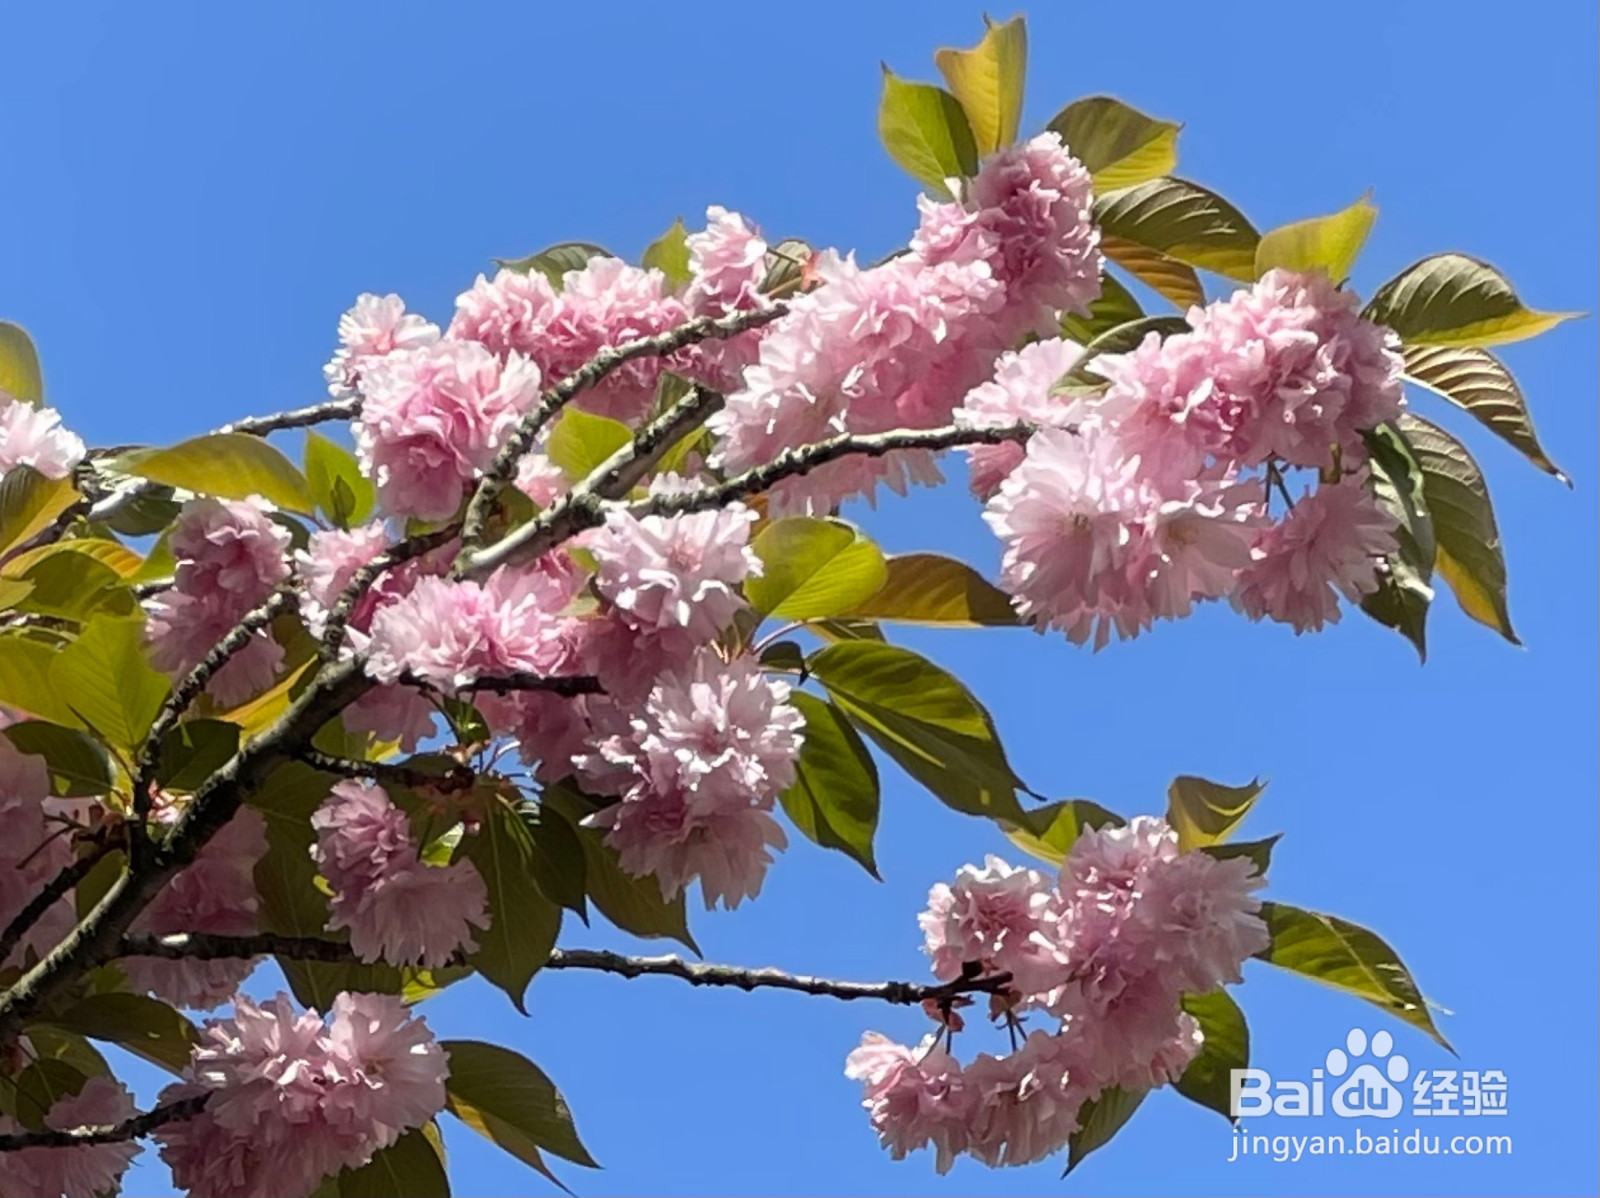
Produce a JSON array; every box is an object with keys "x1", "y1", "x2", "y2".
[
  {"x1": 296, "y1": 747, "x2": 475, "y2": 793},
  {"x1": 458, "y1": 305, "x2": 783, "y2": 552},
  {"x1": 0, "y1": 850, "x2": 110, "y2": 972},
  {"x1": 317, "y1": 527, "x2": 456, "y2": 660},
  {"x1": 0, "y1": 1094, "x2": 208, "y2": 1152},
  {"x1": 216, "y1": 397, "x2": 360, "y2": 437},
  {"x1": 111, "y1": 934, "x2": 1013, "y2": 1007},
  {"x1": 458, "y1": 672, "x2": 604, "y2": 697}
]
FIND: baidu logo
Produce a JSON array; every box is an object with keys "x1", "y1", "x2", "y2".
[
  {"x1": 1326, "y1": 1028, "x2": 1407, "y2": 1117},
  {"x1": 1230, "y1": 1027, "x2": 1507, "y2": 1119}
]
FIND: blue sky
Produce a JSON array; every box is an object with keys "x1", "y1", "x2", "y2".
[{"x1": 5, "y1": 2, "x2": 1596, "y2": 1195}]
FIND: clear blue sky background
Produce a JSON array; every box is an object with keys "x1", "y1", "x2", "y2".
[{"x1": 5, "y1": 2, "x2": 1595, "y2": 1195}]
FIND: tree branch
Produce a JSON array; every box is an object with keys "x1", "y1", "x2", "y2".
[
  {"x1": 317, "y1": 527, "x2": 456, "y2": 660},
  {"x1": 634, "y1": 422, "x2": 1037, "y2": 519},
  {"x1": 0, "y1": 850, "x2": 110, "y2": 972},
  {"x1": 0, "y1": 1094, "x2": 208, "y2": 1152},
  {"x1": 458, "y1": 672, "x2": 604, "y2": 697},
  {"x1": 458, "y1": 305, "x2": 783, "y2": 552},
  {"x1": 295, "y1": 748, "x2": 476, "y2": 794},
  {"x1": 215, "y1": 397, "x2": 361, "y2": 437},
  {"x1": 112, "y1": 934, "x2": 1012, "y2": 1007}
]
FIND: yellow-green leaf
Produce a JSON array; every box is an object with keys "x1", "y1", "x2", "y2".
[
  {"x1": 1399, "y1": 413, "x2": 1517, "y2": 643},
  {"x1": 1100, "y1": 236, "x2": 1204, "y2": 308},
  {"x1": 0, "y1": 634, "x2": 84, "y2": 727},
  {"x1": 877, "y1": 68, "x2": 979, "y2": 189},
  {"x1": 49, "y1": 615, "x2": 170, "y2": 750},
  {"x1": 112, "y1": 433, "x2": 316, "y2": 514},
  {"x1": 1002, "y1": 798, "x2": 1123, "y2": 866},
  {"x1": 216, "y1": 658, "x2": 313, "y2": 739},
  {"x1": 0, "y1": 321, "x2": 44, "y2": 404},
  {"x1": 1401, "y1": 343, "x2": 1567, "y2": 483},
  {"x1": 494, "y1": 242, "x2": 609, "y2": 287},
  {"x1": 641, "y1": 218, "x2": 692, "y2": 288},
  {"x1": 1047, "y1": 96, "x2": 1179, "y2": 192},
  {"x1": 1255, "y1": 195, "x2": 1377, "y2": 281},
  {"x1": 933, "y1": 15, "x2": 1027, "y2": 155},
  {"x1": 0, "y1": 467, "x2": 80, "y2": 559},
  {"x1": 305, "y1": 431, "x2": 375, "y2": 530},
  {"x1": 1095, "y1": 178, "x2": 1259, "y2": 281},
  {"x1": 1067, "y1": 1087, "x2": 1146, "y2": 1174},
  {"x1": 746, "y1": 517, "x2": 888, "y2": 620},
  {"x1": 545, "y1": 407, "x2": 632, "y2": 483},
  {"x1": 1255, "y1": 901, "x2": 1450, "y2": 1049},
  {"x1": 1364, "y1": 253, "x2": 1576, "y2": 348},
  {"x1": 1165, "y1": 775, "x2": 1265, "y2": 851},
  {"x1": 4, "y1": 536, "x2": 143, "y2": 579},
  {"x1": 840, "y1": 552, "x2": 1017, "y2": 626}
]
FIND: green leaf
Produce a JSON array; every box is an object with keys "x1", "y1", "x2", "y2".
[
  {"x1": 1254, "y1": 195, "x2": 1377, "y2": 282},
  {"x1": 877, "y1": 68, "x2": 979, "y2": 189},
  {"x1": 305, "y1": 431, "x2": 375, "y2": 530},
  {"x1": 1059, "y1": 273, "x2": 1145, "y2": 342},
  {"x1": 523, "y1": 800, "x2": 589, "y2": 920},
  {"x1": 838, "y1": 553, "x2": 1018, "y2": 626},
  {"x1": 542, "y1": 785, "x2": 697, "y2": 951},
  {"x1": 3, "y1": 1059, "x2": 87, "y2": 1128},
  {"x1": 1255, "y1": 901, "x2": 1450, "y2": 1048},
  {"x1": 1046, "y1": 96, "x2": 1180, "y2": 192},
  {"x1": 49, "y1": 614, "x2": 170, "y2": 750},
  {"x1": 1399, "y1": 413, "x2": 1517, "y2": 643},
  {"x1": 8, "y1": 549, "x2": 125, "y2": 620},
  {"x1": 1066, "y1": 1086, "x2": 1146, "y2": 1174},
  {"x1": 43, "y1": 993, "x2": 199, "y2": 1074},
  {"x1": 336, "y1": 1127, "x2": 450, "y2": 1198},
  {"x1": 1361, "y1": 424, "x2": 1436, "y2": 660},
  {"x1": 0, "y1": 634, "x2": 83, "y2": 727},
  {"x1": 0, "y1": 321, "x2": 44, "y2": 404},
  {"x1": 779, "y1": 693, "x2": 880, "y2": 877},
  {"x1": 1175, "y1": 989, "x2": 1249, "y2": 1122},
  {"x1": 112, "y1": 433, "x2": 316, "y2": 514},
  {"x1": 933, "y1": 15, "x2": 1027, "y2": 155},
  {"x1": 76, "y1": 849, "x2": 124, "y2": 919},
  {"x1": 746, "y1": 517, "x2": 888, "y2": 620},
  {"x1": 1095, "y1": 178, "x2": 1259, "y2": 281},
  {"x1": 494, "y1": 242, "x2": 610, "y2": 288},
  {"x1": 545, "y1": 407, "x2": 632, "y2": 483},
  {"x1": 1201, "y1": 835, "x2": 1280, "y2": 877},
  {"x1": 757, "y1": 639, "x2": 806, "y2": 674},
  {"x1": 808, "y1": 641, "x2": 1028, "y2": 823},
  {"x1": 440, "y1": 695, "x2": 491, "y2": 747},
  {"x1": 641, "y1": 218, "x2": 692, "y2": 287},
  {"x1": 1401, "y1": 343, "x2": 1566, "y2": 483},
  {"x1": 1364, "y1": 253, "x2": 1576, "y2": 348},
  {"x1": 1001, "y1": 798, "x2": 1123, "y2": 866},
  {"x1": 17, "y1": 1026, "x2": 111, "y2": 1082},
  {"x1": 1100, "y1": 236, "x2": 1204, "y2": 308},
  {"x1": 443, "y1": 1039, "x2": 598, "y2": 1169},
  {"x1": 2, "y1": 720, "x2": 115, "y2": 796},
  {"x1": 0, "y1": 467, "x2": 80, "y2": 559},
  {"x1": 1053, "y1": 315, "x2": 1190, "y2": 393},
  {"x1": 461, "y1": 791, "x2": 562, "y2": 1011},
  {"x1": 761, "y1": 238, "x2": 812, "y2": 298},
  {"x1": 1165, "y1": 775, "x2": 1265, "y2": 851},
  {"x1": 0, "y1": 577, "x2": 33, "y2": 610},
  {"x1": 157, "y1": 719, "x2": 241, "y2": 792}
]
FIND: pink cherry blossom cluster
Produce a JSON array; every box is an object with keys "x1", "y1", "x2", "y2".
[
  {"x1": 710, "y1": 133, "x2": 1101, "y2": 514},
  {"x1": 0, "y1": 738, "x2": 75, "y2": 972},
  {"x1": 154, "y1": 992, "x2": 448, "y2": 1198},
  {"x1": 0, "y1": 1077, "x2": 138, "y2": 1198},
  {"x1": 847, "y1": 817, "x2": 1267, "y2": 1171},
  {"x1": 145, "y1": 497, "x2": 291, "y2": 706},
  {"x1": 0, "y1": 392, "x2": 86, "y2": 480},
  {"x1": 311, "y1": 780, "x2": 489, "y2": 968},
  {"x1": 966, "y1": 268, "x2": 1406, "y2": 645}
]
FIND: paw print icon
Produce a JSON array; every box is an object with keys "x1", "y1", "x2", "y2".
[{"x1": 1327, "y1": 1028, "x2": 1409, "y2": 1118}]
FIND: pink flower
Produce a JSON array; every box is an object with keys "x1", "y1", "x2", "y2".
[
  {"x1": 951, "y1": 132, "x2": 1102, "y2": 338},
  {"x1": 478, "y1": 688, "x2": 590, "y2": 781},
  {"x1": 324, "y1": 293, "x2": 440, "y2": 400},
  {"x1": 956, "y1": 337, "x2": 1087, "y2": 497},
  {"x1": 1233, "y1": 474, "x2": 1400, "y2": 633},
  {"x1": 587, "y1": 482, "x2": 759, "y2": 641},
  {"x1": 919, "y1": 855, "x2": 1070, "y2": 994},
  {"x1": 845, "y1": 1032, "x2": 972, "y2": 1174},
  {"x1": 146, "y1": 497, "x2": 291, "y2": 706},
  {"x1": 364, "y1": 555, "x2": 587, "y2": 690},
  {"x1": 448, "y1": 268, "x2": 560, "y2": 358},
  {"x1": 354, "y1": 340, "x2": 542, "y2": 521},
  {"x1": 0, "y1": 1078, "x2": 139, "y2": 1198},
  {"x1": 963, "y1": 1032, "x2": 1091, "y2": 1168},
  {"x1": 985, "y1": 427, "x2": 1260, "y2": 647},
  {"x1": 1187, "y1": 269, "x2": 1404, "y2": 469},
  {"x1": 0, "y1": 394, "x2": 86, "y2": 480},
  {"x1": 311, "y1": 781, "x2": 488, "y2": 968},
  {"x1": 343, "y1": 685, "x2": 439, "y2": 753},
  {"x1": 159, "y1": 991, "x2": 449, "y2": 1197},
  {"x1": 534, "y1": 258, "x2": 690, "y2": 424},
  {"x1": 0, "y1": 740, "x2": 76, "y2": 970},
  {"x1": 296, "y1": 522, "x2": 392, "y2": 643},
  {"x1": 123, "y1": 807, "x2": 268, "y2": 1009},
  {"x1": 685, "y1": 206, "x2": 769, "y2": 316},
  {"x1": 1095, "y1": 329, "x2": 1253, "y2": 478}
]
